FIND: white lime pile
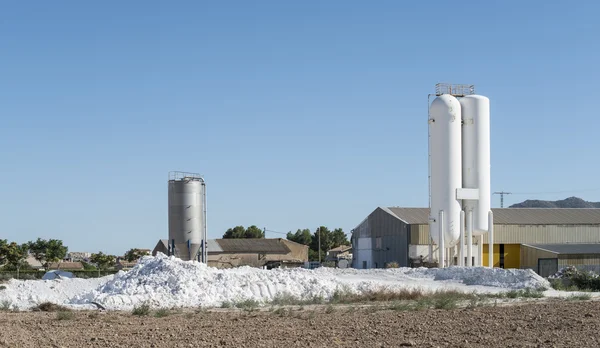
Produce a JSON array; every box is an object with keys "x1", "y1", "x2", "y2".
[{"x1": 0, "y1": 253, "x2": 550, "y2": 311}]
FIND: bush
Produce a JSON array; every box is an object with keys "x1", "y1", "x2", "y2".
[
  {"x1": 385, "y1": 262, "x2": 400, "y2": 269},
  {"x1": 32, "y1": 302, "x2": 69, "y2": 312},
  {"x1": 0, "y1": 285, "x2": 6, "y2": 291},
  {"x1": 1, "y1": 300, "x2": 12, "y2": 311},
  {"x1": 132, "y1": 303, "x2": 150, "y2": 316},
  {"x1": 154, "y1": 308, "x2": 170, "y2": 318}
]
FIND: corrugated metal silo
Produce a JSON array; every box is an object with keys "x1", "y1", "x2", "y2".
[{"x1": 168, "y1": 171, "x2": 207, "y2": 262}]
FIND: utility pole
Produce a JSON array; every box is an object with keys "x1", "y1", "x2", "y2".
[
  {"x1": 263, "y1": 227, "x2": 266, "y2": 238},
  {"x1": 318, "y1": 227, "x2": 321, "y2": 263},
  {"x1": 493, "y1": 191, "x2": 512, "y2": 208}
]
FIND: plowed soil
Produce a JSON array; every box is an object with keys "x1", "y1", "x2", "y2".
[{"x1": 1, "y1": 300, "x2": 598, "y2": 348}]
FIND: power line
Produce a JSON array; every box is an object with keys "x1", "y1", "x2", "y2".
[{"x1": 263, "y1": 228, "x2": 289, "y2": 236}]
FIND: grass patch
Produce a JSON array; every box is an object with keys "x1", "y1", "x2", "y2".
[
  {"x1": 56, "y1": 311, "x2": 74, "y2": 320},
  {"x1": 220, "y1": 301, "x2": 233, "y2": 309},
  {"x1": 504, "y1": 288, "x2": 544, "y2": 299},
  {"x1": 1, "y1": 300, "x2": 12, "y2": 311},
  {"x1": 234, "y1": 299, "x2": 260, "y2": 311},
  {"x1": 388, "y1": 302, "x2": 412, "y2": 311},
  {"x1": 154, "y1": 308, "x2": 170, "y2": 318},
  {"x1": 567, "y1": 293, "x2": 592, "y2": 301},
  {"x1": 32, "y1": 302, "x2": 69, "y2": 312},
  {"x1": 131, "y1": 303, "x2": 150, "y2": 316},
  {"x1": 270, "y1": 292, "x2": 324, "y2": 306}
]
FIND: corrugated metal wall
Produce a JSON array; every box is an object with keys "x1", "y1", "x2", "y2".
[
  {"x1": 520, "y1": 246, "x2": 558, "y2": 270},
  {"x1": 410, "y1": 224, "x2": 600, "y2": 245},
  {"x1": 352, "y1": 208, "x2": 410, "y2": 268}
]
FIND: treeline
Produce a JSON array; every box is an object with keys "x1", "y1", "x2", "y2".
[
  {"x1": 0, "y1": 237, "x2": 149, "y2": 272},
  {"x1": 286, "y1": 227, "x2": 350, "y2": 262},
  {"x1": 221, "y1": 225, "x2": 350, "y2": 262}
]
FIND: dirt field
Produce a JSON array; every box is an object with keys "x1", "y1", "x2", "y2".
[{"x1": 0, "y1": 300, "x2": 598, "y2": 348}]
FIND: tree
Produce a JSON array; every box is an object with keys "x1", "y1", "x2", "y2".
[
  {"x1": 245, "y1": 225, "x2": 265, "y2": 238},
  {"x1": 330, "y1": 228, "x2": 350, "y2": 248},
  {"x1": 0, "y1": 240, "x2": 28, "y2": 274},
  {"x1": 223, "y1": 226, "x2": 246, "y2": 239},
  {"x1": 123, "y1": 248, "x2": 149, "y2": 262},
  {"x1": 222, "y1": 225, "x2": 265, "y2": 239},
  {"x1": 27, "y1": 238, "x2": 68, "y2": 270},
  {"x1": 286, "y1": 229, "x2": 312, "y2": 246},
  {"x1": 90, "y1": 252, "x2": 116, "y2": 270}
]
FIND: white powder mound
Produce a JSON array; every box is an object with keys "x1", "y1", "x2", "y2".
[{"x1": 0, "y1": 254, "x2": 551, "y2": 311}]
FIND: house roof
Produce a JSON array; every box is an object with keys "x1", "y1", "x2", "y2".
[
  {"x1": 329, "y1": 245, "x2": 352, "y2": 252},
  {"x1": 213, "y1": 238, "x2": 291, "y2": 254},
  {"x1": 47, "y1": 262, "x2": 84, "y2": 270},
  {"x1": 523, "y1": 244, "x2": 600, "y2": 255},
  {"x1": 386, "y1": 207, "x2": 600, "y2": 225}
]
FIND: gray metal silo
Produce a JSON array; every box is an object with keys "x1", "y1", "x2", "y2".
[{"x1": 168, "y1": 171, "x2": 207, "y2": 262}]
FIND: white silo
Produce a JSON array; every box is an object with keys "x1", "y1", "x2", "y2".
[
  {"x1": 460, "y1": 95, "x2": 491, "y2": 234},
  {"x1": 429, "y1": 94, "x2": 462, "y2": 260},
  {"x1": 168, "y1": 172, "x2": 207, "y2": 262}
]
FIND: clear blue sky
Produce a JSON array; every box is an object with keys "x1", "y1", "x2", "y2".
[{"x1": 1, "y1": 1, "x2": 598, "y2": 255}]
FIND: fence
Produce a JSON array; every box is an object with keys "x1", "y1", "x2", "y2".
[{"x1": 0, "y1": 270, "x2": 119, "y2": 281}]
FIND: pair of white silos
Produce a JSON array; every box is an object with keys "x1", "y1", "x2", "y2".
[{"x1": 429, "y1": 94, "x2": 491, "y2": 267}]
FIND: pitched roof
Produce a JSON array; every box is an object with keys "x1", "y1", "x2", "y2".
[
  {"x1": 329, "y1": 245, "x2": 352, "y2": 252},
  {"x1": 47, "y1": 262, "x2": 84, "y2": 270},
  {"x1": 214, "y1": 238, "x2": 291, "y2": 254},
  {"x1": 386, "y1": 207, "x2": 600, "y2": 225},
  {"x1": 523, "y1": 244, "x2": 600, "y2": 255}
]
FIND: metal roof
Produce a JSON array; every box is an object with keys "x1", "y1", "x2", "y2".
[
  {"x1": 523, "y1": 244, "x2": 600, "y2": 255},
  {"x1": 214, "y1": 238, "x2": 290, "y2": 254},
  {"x1": 386, "y1": 207, "x2": 600, "y2": 225},
  {"x1": 207, "y1": 239, "x2": 223, "y2": 253}
]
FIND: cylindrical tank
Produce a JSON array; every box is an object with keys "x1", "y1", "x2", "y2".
[
  {"x1": 429, "y1": 94, "x2": 462, "y2": 247},
  {"x1": 168, "y1": 176, "x2": 205, "y2": 260},
  {"x1": 460, "y1": 95, "x2": 491, "y2": 235}
]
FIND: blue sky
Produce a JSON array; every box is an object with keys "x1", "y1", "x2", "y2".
[{"x1": 1, "y1": 1, "x2": 598, "y2": 255}]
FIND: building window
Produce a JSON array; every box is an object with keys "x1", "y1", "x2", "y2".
[{"x1": 376, "y1": 237, "x2": 382, "y2": 249}]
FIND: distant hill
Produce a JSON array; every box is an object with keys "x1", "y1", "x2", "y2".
[{"x1": 509, "y1": 197, "x2": 600, "y2": 208}]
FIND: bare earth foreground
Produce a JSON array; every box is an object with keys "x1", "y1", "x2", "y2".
[{"x1": 1, "y1": 301, "x2": 599, "y2": 348}]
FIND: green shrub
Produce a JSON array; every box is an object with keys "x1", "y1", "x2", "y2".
[
  {"x1": 132, "y1": 303, "x2": 150, "y2": 316},
  {"x1": 154, "y1": 308, "x2": 170, "y2": 318},
  {"x1": 0, "y1": 285, "x2": 6, "y2": 291},
  {"x1": 32, "y1": 302, "x2": 69, "y2": 312}
]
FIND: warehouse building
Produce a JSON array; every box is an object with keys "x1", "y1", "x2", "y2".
[
  {"x1": 351, "y1": 207, "x2": 600, "y2": 274},
  {"x1": 153, "y1": 238, "x2": 308, "y2": 269}
]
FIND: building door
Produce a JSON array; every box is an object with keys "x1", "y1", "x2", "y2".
[{"x1": 538, "y1": 258, "x2": 558, "y2": 277}]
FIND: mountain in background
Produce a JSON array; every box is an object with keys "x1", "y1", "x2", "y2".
[{"x1": 509, "y1": 196, "x2": 600, "y2": 208}]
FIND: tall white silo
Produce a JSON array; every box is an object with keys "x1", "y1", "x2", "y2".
[
  {"x1": 429, "y1": 94, "x2": 462, "y2": 249},
  {"x1": 460, "y1": 95, "x2": 491, "y2": 234},
  {"x1": 168, "y1": 172, "x2": 207, "y2": 262}
]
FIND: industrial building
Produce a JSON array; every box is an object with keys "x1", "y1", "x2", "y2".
[
  {"x1": 153, "y1": 238, "x2": 308, "y2": 269},
  {"x1": 352, "y1": 207, "x2": 600, "y2": 275}
]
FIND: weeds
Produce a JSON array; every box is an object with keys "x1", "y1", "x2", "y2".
[
  {"x1": 220, "y1": 301, "x2": 233, "y2": 309},
  {"x1": 32, "y1": 302, "x2": 69, "y2": 312},
  {"x1": 154, "y1": 308, "x2": 170, "y2": 318},
  {"x1": 1, "y1": 300, "x2": 12, "y2": 311},
  {"x1": 132, "y1": 303, "x2": 150, "y2": 316},
  {"x1": 325, "y1": 305, "x2": 335, "y2": 314},
  {"x1": 504, "y1": 288, "x2": 544, "y2": 299},
  {"x1": 234, "y1": 299, "x2": 260, "y2": 311},
  {"x1": 567, "y1": 294, "x2": 592, "y2": 301},
  {"x1": 0, "y1": 285, "x2": 6, "y2": 291},
  {"x1": 270, "y1": 292, "x2": 324, "y2": 306},
  {"x1": 56, "y1": 311, "x2": 74, "y2": 320}
]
